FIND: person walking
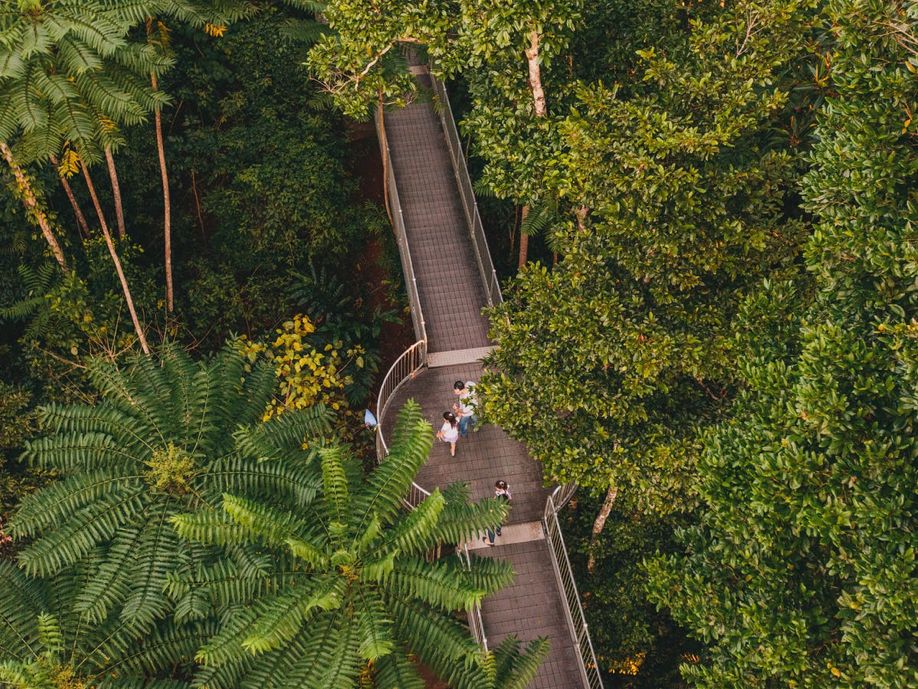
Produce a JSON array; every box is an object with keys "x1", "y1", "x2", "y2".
[
  {"x1": 436, "y1": 411, "x2": 460, "y2": 457},
  {"x1": 453, "y1": 380, "x2": 478, "y2": 437},
  {"x1": 483, "y1": 480, "x2": 512, "y2": 546}
]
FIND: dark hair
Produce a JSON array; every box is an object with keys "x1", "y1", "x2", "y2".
[
  {"x1": 453, "y1": 381, "x2": 465, "y2": 391},
  {"x1": 443, "y1": 411, "x2": 458, "y2": 427},
  {"x1": 495, "y1": 480, "x2": 508, "y2": 490}
]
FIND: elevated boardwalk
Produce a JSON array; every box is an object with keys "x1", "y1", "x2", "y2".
[{"x1": 375, "y1": 73, "x2": 600, "y2": 688}]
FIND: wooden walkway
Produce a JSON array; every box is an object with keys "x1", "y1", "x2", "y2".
[{"x1": 379, "y1": 83, "x2": 584, "y2": 687}]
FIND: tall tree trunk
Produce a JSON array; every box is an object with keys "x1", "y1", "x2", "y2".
[
  {"x1": 1, "y1": 142, "x2": 69, "y2": 272},
  {"x1": 49, "y1": 154, "x2": 90, "y2": 239},
  {"x1": 81, "y1": 163, "x2": 150, "y2": 355},
  {"x1": 151, "y1": 74, "x2": 174, "y2": 314},
  {"x1": 104, "y1": 147, "x2": 126, "y2": 239},
  {"x1": 379, "y1": 91, "x2": 394, "y2": 229},
  {"x1": 587, "y1": 483, "x2": 618, "y2": 573},
  {"x1": 525, "y1": 30, "x2": 547, "y2": 117},
  {"x1": 518, "y1": 29, "x2": 546, "y2": 271},
  {"x1": 518, "y1": 205, "x2": 530, "y2": 269}
]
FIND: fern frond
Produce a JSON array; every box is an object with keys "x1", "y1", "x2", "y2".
[
  {"x1": 0, "y1": 562, "x2": 44, "y2": 660},
  {"x1": 22, "y1": 432, "x2": 145, "y2": 473},
  {"x1": 457, "y1": 554, "x2": 515, "y2": 597},
  {"x1": 120, "y1": 505, "x2": 179, "y2": 631},
  {"x1": 195, "y1": 605, "x2": 259, "y2": 666},
  {"x1": 10, "y1": 469, "x2": 142, "y2": 538},
  {"x1": 15, "y1": 489, "x2": 149, "y2": 576},
  {"x1": 354, "y1": 403, "x2": 432, "y2": 532},
  {"x1": 369, "y1": 489, "x2": 444, "y2": 559},
  {"x1": 373, "y1": 642, "x2": 424, "y2": 689},
  {"x1": 220, "y1": 494, "x2": 309, "y2": 546},
  {"x1": 279, "y1": 611, "x2": 362, "y2": 689},
  {"x1": 241, "y1": 577, "x2": 343, "y2": 655},
  {"x1": 38, "y1": 404, "x2": 151, "y2": 452},
  {"x1": 36, "y1": 614, "x2": 63, "y2": 656},
  {"x1": 318, "y1": 445, "x2": 350, "y2": 532},
  {"x1": 207, "y1": 456, "x2": 322, "y2": 509},
  {"x1": 389, "y1": 555, "x2": 488, "y2": 611},
  {"x1": 170, "y1": 508, "x2": 257, "y2": 549},
  {"x1": 433, "y1": 494, "x2": 511, "y2": 546},
  {"x1": 493, "y1": 636, "x2": 550, "y2": 689},
  {"x1": 74, "y1": 527, "x2": 142, "y2": 623},
  {"x1": 387, "y1": 594, "x2": 479, "y2": 672},
  {"x1": 353, "y1": 588, "x2": 393, "y2": 661}
]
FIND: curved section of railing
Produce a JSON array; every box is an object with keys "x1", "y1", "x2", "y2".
[
  {"x1": 544, "y1": 489, "x2": 604, "y2": 688},
  {"x1": 430, "y1": 74, "x2": 503, "y2": 308},
  {"x1": 374, "y1": 108, "x2": 431, "y2": 510}
]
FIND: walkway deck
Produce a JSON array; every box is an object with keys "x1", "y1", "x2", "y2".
[{"x1": 379, "y1": 81, "x2": 584, "y2": 687}]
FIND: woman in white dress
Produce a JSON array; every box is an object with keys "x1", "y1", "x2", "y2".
[{"x1": 436, "y1": 411, "x2": 460, "y2": 457}]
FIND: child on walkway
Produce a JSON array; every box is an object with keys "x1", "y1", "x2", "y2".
[
  {"x1": 436, "y1": 411, "x2": 459, "y2": 457},
  {"x1": 484, "y1": 480, "x2": 512, "y2": 546}
]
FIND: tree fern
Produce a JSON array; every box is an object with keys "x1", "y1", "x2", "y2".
[
  {"x1": 0, "y1": 560, "x2": 198, "y2": 688},
  {"x1": 171, "y1": 400, "x2": 537, "y2": 687},
  {"x1": 9, "y1": 344, "x2": 333, "y2": 636}
]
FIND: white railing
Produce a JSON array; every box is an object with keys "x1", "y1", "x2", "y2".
[
  {"x1": 429, "y1": 74, "x2": 503, "y2": 308},
  {"x1": 459, "y1": 543, "x2": 489, "y2": 653},
  {"x1": 377, "y1": 109, "x2": 428, "y2": 343},
  {"x1": 375, "y1": 109, "x2": 430, "y2": 510},
  {"x1": 544, "y1": 488, "x2": 604, "y2": 688}
]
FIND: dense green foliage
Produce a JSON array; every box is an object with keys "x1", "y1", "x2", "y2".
[
  {"x1": 646, "y1": 2, "x2": 918, "y2": 685},
  {"x1": 3, "y1": 0, "x2": 918, "y2": 686},
  {"x1": 10, "y1": 344, "x2": 335, "y2": 634}
]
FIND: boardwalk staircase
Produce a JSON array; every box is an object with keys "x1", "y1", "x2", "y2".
[{"x1": 373, "y1": 67, "x2": 604, "y2": 689}]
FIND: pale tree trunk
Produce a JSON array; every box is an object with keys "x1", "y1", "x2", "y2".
[
  {"x1": 525, "y1": 30, "x2": 547, "y2": 117},
  {"x1": 1, "y1": 142, "x2": 69, "y2": 271},
  {"x1": 518, "y1": 205, "x2": 530, "y2": 269},
  {"x1": 104, "y1": 147, "x2": 126, "y2": 239},
  {"x1": 49, "y1": 155, "x2": 90, "y2": 239},
  {"x1": 517, "y1": 29, "x2": 546, "y2": 271},
  {"x1": 151, "y1": 73, "x2": 173, "y2": 314},
  {"x1": 81, "y1": 163, "x2": 150, "y2": 355},
  {"x1": 587, "y1": 482, "x2": 618, "y2": 573}
]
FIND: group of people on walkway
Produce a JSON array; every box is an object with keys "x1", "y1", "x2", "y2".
[
  {"x1": 434, "y1": 380, "x2": 512, "y2": 546},
  {"x1": 436, "y1": 380, "x2": 478, "y2": 457}
]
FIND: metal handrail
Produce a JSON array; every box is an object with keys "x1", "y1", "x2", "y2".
[
  {"x1": 374, "y1": 108, "x2": 431, "y2": 510},
  {"x1": 429, "y1": 74, "x2": 504, "y2": 307},
  {"x1": 459, "y1": 543, "x2": 489, "y2": 653},
  {"x1": 543, "y1": 489, "x2": 604, "y2": 688}
]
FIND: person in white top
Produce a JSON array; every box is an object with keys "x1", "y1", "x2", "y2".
[
  {"x1": 452, "y1": 380, "x2": 478, "y2": 436},
  {"x1": 436, "y1": 411, "x2": 459, "y2": 457}
]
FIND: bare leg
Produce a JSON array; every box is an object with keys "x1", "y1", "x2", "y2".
[{"x1": 450, "y1": 441, "x2": 456, "y2": 457}]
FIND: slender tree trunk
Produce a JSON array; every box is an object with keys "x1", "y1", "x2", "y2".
[
  {"x1": 525, "y1": 30, "x2": 547, "y2": 117},
  {"x1": 518, "y1": 29, "x2": 546, "y2": 271},
  {"x1": 104, "y1": 147, "x2": 126, "y2": 240},
  {"x1": 379, "y1": 91, "x2": 394, "y2": 229},
  {"x1": 81, "y1": 163, "x2": 150, "y2": 355},
  {"x1": 587, "y1": 483, "x2": 618, "y2": 573},
  {"x1": 1, "y1": 142, "x2": 69, "y2": 271},
  {"x1": 191, "y1": 168, "x2": 206, "y2": 244},
  {"x1": 151, "y1": 74, "x2": 174, "y2": 314},
  {"x1": 518, "y1": 205, "x2": 530, "y2": 269},
  {"x1": 49, "y1": 154, "x2": 91, "y2": 239}
]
